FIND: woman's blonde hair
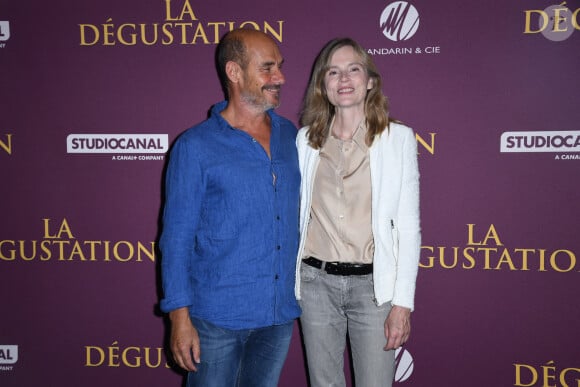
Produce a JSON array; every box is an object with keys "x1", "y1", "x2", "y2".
[{"x1": 300, "y1": 38, "x2": 392, "y2": 149}]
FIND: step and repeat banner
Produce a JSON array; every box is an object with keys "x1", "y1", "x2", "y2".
[{"x1": 1, "y1": 0, "x2": 579, "y2": 386}]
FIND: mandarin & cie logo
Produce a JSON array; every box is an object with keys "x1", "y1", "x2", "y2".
[
  {"x1": 395, "y1": 347, "x2": 415, "y2": 382},
  {"x1": 369, "y1": 2, "x2": 441, "y2": 57},
  {"x1": 380, "y1": 1, "x2": 419, "y2": 42}
]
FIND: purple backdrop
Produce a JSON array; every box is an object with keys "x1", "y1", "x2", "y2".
[{"x1": 1, "y1": 0, "x2": 579, "y2": 386}]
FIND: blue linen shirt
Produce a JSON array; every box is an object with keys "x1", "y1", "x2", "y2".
[{"x1": 159, "y1": 101, "x2": 301, "y2": 330}]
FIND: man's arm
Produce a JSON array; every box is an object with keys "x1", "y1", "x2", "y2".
[{"x1": 169, "y1": 307, "x2": 200, "y2": 371}]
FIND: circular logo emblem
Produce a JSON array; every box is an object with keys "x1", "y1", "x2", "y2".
[
  {"x1": 394, "y1": 347, "x2": 414, "y2": 382},
  {"x1": 380, "y1": 1, "x2": 420, "y2": 42},
  {"x1": 540, "y1": 5, "x2": 575, "y2": 42}
]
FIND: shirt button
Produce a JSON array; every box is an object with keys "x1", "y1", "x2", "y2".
[
  {"x1": 276, "y1": 245, "x2": 281, "y2": 250},
  {"x1": 276, "y1": 215, "x2": 280, "y2": 220}
]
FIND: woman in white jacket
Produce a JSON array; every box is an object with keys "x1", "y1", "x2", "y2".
[{"x1": 295, "y1": 38, "x2": 421, "y2": 387}]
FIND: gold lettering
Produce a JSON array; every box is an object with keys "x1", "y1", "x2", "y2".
[
  {"x1": 542, "y1": 360, "x2": 557, "y2": 387},
  {"x1": 18, "y1": 240, "x2": 37, "y2": 261},
  {"x1": 138, "y1": 242, "x2": 156, "y2": 262},
  {"x1": 162, "y1": 23, "x2": 174, "y2": 45},
  {"x1": 122, "y1": 347, "x2": 141, "y2": 368},
  {"x1": 165, "y1": 0, "x2": 197, "y2": 21},
  {"x1": 43, "y1": 218, "x2": 74, "y2": 240},
  {"x1": 263, "y1": 21, "x2": 283, "y2": 43},
  {"x1": 415, "y1": 132, "x2": 436, "y2": 155},
  {"x1": 143, "y1": 347, "x2": 163, "y2": 368},
  {"x1": 85, "y1": 346, "x2": 105, "y2": 367},
  {"x1": 514, "y1": 248, "x2": 534, "y2": 271},
  {"x1": 561, "y1": 367, "x2": 580, "y2": 387},
  {"x1": 538, "y1": 249, "x2": 547, "y2": 271},
  {"x1": 477, "y1": 247, "x2": 497, "y2": 270},
  {"x1": 68, "y1": 241, "x2": 87, "y2": 261},
  {"x1": 239, "y1": 21, "x2": 260, "y2": 30},
  {"x1": 550, "y1": 249, "x2": 576, "y2": 273},
  {"x1": 440, "y1": 247, "x2": 458, "y2": 269},
  {"x1": 140, "y1": 23, "x2": 159, "y2": 45},
  {"x1": 108, "y1": 341, "x2": 121, "y2": 367},
  {"x1": 0, "y1": 240, "x2": 16, "y2": 261},
  {"x1": 191, "y1": 23, "x2": 209, "y2": 44},
  {"x1": 207, "y1": 22, "x2": 225, "y2": 43},
  {"x1": 113, "y1": 241, "x2": 134, "y2": 262},
  {"x1": 462, "y1": 247, "x2": 476, "y2": 269},
  {"x1": 515, "y1": 363, "x2": 538, "y2": 386},
  {"x1": 419, "y1": 246, "x2": 434, "y2": 268},
  {"x1": 0, "y1": 134, "x2": 13, "y2": 154},
  {"x1": 494, "y1": 248, "x2": 516, "y2": 270},
  {"x1": 524, "y1": 10, "x2": 549, "y2": 33},
  {"x1": 552, "y1": 5, "x2": 570, "y2": 32},
  {"x1": 573, "y1": 8, "x2": 580, "y2": 30},
  {"x1": 79, "y1": 24, "x2": 99, "y2": 46},
  {"x1": 117, "y1": 23, "x2": 137, "y2": 45},
  {"x1": 102, "y1": 18, "x2": 116, "y2": 46}
]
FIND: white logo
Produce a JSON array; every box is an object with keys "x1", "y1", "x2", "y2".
[
  {"x1": 540, "y1": 4, "x2": 575, "y2": 42},
  {"x1": 500, "y1": 131, "x2": 580, "y2": 153},
  {"x1": 67, "y1": 134, "x2": 169, "y2": 154},
  {"x1": 0, "y1": 346, "x2": 18, "y2": 365},
  {"x1": 0, "y1": 21, "x2": 10, "y2": 42},
  {"x1": 394, "y1": 347, "x2": 414, "y2": 382},
  {"x1": 380, "y1": 2, "x2": 420, "y2": 42}
]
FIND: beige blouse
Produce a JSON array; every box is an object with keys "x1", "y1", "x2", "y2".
[{"x1": 303, "y1": 122, "x2": 374, "y2": 264}]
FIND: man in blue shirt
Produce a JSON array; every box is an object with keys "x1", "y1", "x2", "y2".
[{"x1": 159, "y1": 29, "x2": 301, "y2": 387}]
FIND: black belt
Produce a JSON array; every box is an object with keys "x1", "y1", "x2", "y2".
[{"x1": 303, "y1": 256, "x2": 373, "y2": 276}]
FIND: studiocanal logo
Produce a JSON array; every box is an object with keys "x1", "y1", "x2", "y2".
[
  {"x1": 524, "y1": 2, "x2": 579, "y2": 42},
  {"x1": 0, "y1": 21, "x2": 10, "y2": 49},
  {"x1": 78, "y1": 0, "x2": 284, "y2": 47},
  {"x1": 0, "y1": 345, "x2": 18, "y2": 371},
  {"x1": 500, "y1": 131, "x2": 580, "y2": 160},
  {"x1": 67, "y1": 134, "x2": 168, "y2": 161},
  {"x1": 370, "y1": 2, "x2": 441, "y2": 57}
]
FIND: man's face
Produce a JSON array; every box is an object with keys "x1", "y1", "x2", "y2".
[{"x1": 238, "y1": 36, "x2": 285, "y2": 111}]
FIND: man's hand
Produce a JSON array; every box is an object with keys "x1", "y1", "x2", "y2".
[
  {"x1": 169, "y1": 307, "x2": 200, "y2": 371},
  {"x1": 384, "y1": 305, "x2": 411, "y2": 351}
]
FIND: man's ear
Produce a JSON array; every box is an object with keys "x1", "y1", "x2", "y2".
[{"x1": 225, "y1": 61, "x2": 241, "y2": 83}]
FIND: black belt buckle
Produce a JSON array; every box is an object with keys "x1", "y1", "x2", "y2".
[{"x1": 303, "y1": 257, "x2": 372, "y2": 276}]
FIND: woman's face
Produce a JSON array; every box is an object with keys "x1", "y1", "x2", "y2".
[{"x1": 323, "y1": 45, "x2": 373, "y2": 111}]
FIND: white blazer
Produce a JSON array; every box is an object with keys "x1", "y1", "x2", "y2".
[{"x1": 295, "y1": 122, "x2": 421, "y2": 310}]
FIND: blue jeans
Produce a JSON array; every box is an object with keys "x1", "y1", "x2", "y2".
[
  {"x1": 299, "y1": 263, "x2": 395, "y2": 387},
  {"x1": 186, "y1": 317, "x2": 294, "y2": 387}
]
